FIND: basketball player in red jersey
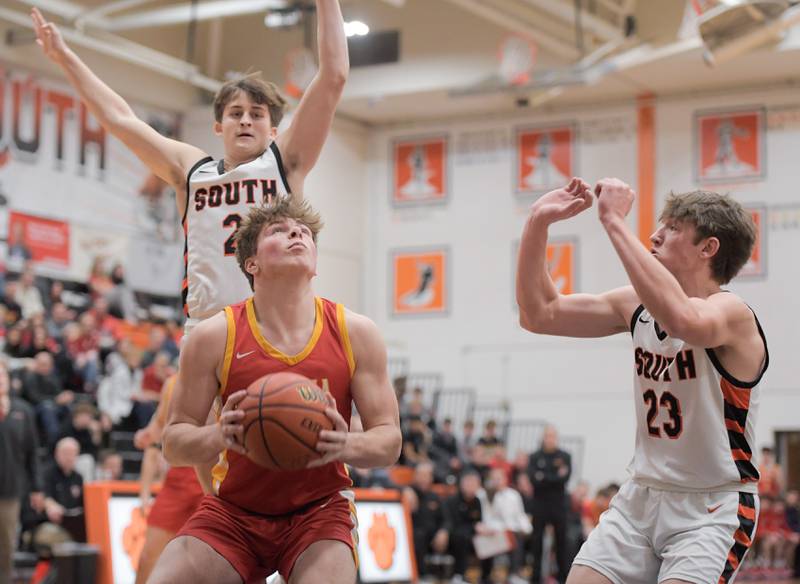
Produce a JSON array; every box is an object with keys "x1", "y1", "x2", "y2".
[
  {"x1": 149, "y1": 198, "x2": 402, "y2": 584},
  {"x1": 31, "y1": 1, "x2": 348, "y2": 330},
  {"x1": 517, "y1": 178, "x2": 767, "y2": 583},
  {"x1": 132, "y1": 374, "x2": 208, "y2": 584}
]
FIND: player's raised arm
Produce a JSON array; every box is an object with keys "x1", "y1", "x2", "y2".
[
  {"x1": 596, "y1": 178, "x2": 761, "y2": 349},
  {"x1": 31, "y1": 8, "x2": 206, "y2": 196},
  {"x1": 275, "y1": 0, "x2": 348, "y2": 194},
  {"x1": 314, "y1": 311, "x2": 401, "y2": 469},
  {"x1": 516, "y1": 178, "x2": 635, "y2": 338},
  {"x1": 162, "y1": 313, "x2": 245, "y2": 466}
]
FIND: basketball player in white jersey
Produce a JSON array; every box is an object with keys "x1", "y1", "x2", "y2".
[
  {"x1": 31, "y1": 1, "x2": 347, "y2": 331},
  {"x1": 516, "y1": 178, "x2": 768, "y2": 584}
]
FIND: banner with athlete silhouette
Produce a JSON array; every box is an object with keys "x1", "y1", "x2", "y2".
[
  {"x1": 695, "y1": 107, "x2": 765, "y2": 184},
  {"x1": 391, "y1": 136, "x2": 448, "y2": 206},
  {"x1": 738, "y1": 206, "x2": 766, "y2": 279},
  {"x1": 512, "y1": 238, "x2": 577, "y2": 307},
  {"x1": 390, "y1": 247, "x2": 448, "y2": 316},
  {"x1": 515, "y1": 123, "x2": 575, "y2": 196}
]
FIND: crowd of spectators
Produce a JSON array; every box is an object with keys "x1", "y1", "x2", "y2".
[{"x1": 0, "y1": 249, "x2": 180, "y2": 577}]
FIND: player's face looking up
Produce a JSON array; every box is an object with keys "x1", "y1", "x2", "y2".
[
  {"x1": 247, "y1": 217, "x2": 317, "y2": 280},
  {"x1": 215, "y1": 92, "x2": 277, "y2": 161},
  {"x1": 649, "y1": 219, "x2": 712, "y2": 280}
]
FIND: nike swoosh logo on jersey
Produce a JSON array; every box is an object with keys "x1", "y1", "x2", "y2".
[
  {"x1": 236, "y1": 350, "x2": 256, "y2": 359},
  {"x1": 707, "y1": 503, "x2": 723, "y2": 514},
  {"x1": 639, "y1": 316, "x2": 651, "y2": 323}
]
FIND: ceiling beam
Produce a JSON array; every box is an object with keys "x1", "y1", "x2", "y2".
[
  {"x1": 441, "y1": 0, "x2": 580, "y2": 60},
  {"x1": 0, "y1": 6, "x2": 222, "y2": 92},
  {"x1": 519, "y1": 0, "x2": 622, "y2": 41},
  {"x1": 98, "y1": 0, "x2": 288, "y2": 31}
]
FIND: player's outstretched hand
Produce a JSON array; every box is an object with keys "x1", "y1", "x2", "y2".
[
  {"x1": 217, "y1": 389, "x2": 248, "y2": 455},
  {"x1": 307, "y1": 404, "x2": 349, "y2": 468},
  {"x1": 595, "y1": 177, "x2": 635, "y2": 225},
  {"x1": 530, "y1": 177, "x2": 593, "y2": 225},
  {"x1": 31, "y1": 8, "x2": 69, "y2": 64}
]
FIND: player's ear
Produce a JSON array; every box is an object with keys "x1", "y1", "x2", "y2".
[
  {"x1": 213, "y1": 121, "x2": 223, "y2": 136},
  {"x1": 244, "y1": 256, "x2": 259, "y2": 277},
  {"x1": 700, "y1": 236, "x2": 720, "y2": 259},
  {"x1": 269, "y1": 126, "x2": 278, "y2": 141}
]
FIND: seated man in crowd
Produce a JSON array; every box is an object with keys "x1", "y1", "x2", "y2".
[
  {"x1": 402, "y1": 462, "x2": 448, "y2": 582},
  {"x1": 42, "y1": 437, "x2": 85, "y2": 542},
  {"x1": 443, "y1": 470, "x2": 491, "y2": 584}
]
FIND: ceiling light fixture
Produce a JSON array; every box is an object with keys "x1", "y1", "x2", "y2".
[{"x1": 344, "y1": 20, "x2": 369, "y2": 37}]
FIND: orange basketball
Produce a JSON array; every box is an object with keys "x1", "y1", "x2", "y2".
[{"x1": 238, "y1": 372, "x2": 334, "y2": 471}]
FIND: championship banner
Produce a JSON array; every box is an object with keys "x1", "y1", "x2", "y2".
[
  {"x1": 738, "y1": 206, "x2": 766, "y2": 279},
  {"x1": 356, "y1": 494, "x2": 416, "y2": 583},
  {"x1": 515, "y1": 123, "x2": 575, "y2": 196},
  {"x1": 8, "y1": 211, "x2": 70, "y2": 271},
  {"x1": 391, "y1": 136, "x2": 448, "y2": 206},
  {"x1": 390, "y1": 247, "x2": 448, "y2": 317},
  {"x1": 694, "y1": 107, "x2": 765, "y2": 184}
]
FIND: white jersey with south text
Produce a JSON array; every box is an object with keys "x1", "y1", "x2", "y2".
[
  {"x1": 628, "y1": 303, "x2": 768, "y2": 493},
  {"x1": 183, "y1": 142, "x2": 291, "y2": 327}
]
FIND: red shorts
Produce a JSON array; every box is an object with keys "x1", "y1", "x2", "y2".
[
  {"x1": 147, "y1": 467, "x2": 205, "y2": 534},
  {"x1": 178, "y1": 492, "x2": 358, "y2": 582}
]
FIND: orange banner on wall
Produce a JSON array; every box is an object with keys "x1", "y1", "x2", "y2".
[
  {"x1": 516, "y1": 124, "x2": 574, "y2": 195},
  {"x1": 391, "y1": 248, "x2": 448, "y2": 316},
  {"x1": 392, "y1": 136, "x2": 448, "y2": 205},
  {"x1": 8, "y1": 211, "x2": 70, "y2": 270}
]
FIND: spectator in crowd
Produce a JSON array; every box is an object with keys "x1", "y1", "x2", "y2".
[
  {"x1": 582, "y1": 484, "x2": 617, "y2": 538},
  {"x1": 786, "y1": 490, "x2": 800, "y2": 577},
  {"x1": 87, "y1": 257, "x2": 114, "y2": 299},
  {"x1": 105, "y1": 264, "x2": 139, "y2": 323},
  {"x1": 759, "y1": 446, "x2": 784, "y2": 499},
  {"x1": 42, "y1": 437, "x2": 85, "y2": 542},
  {"x1": 140, "y1": 351, "x2": 174, "y2": 399},
  {"x1": 443, "y1": 469, "x2": 490, "y2": 584},
  {"x1": 6, "y1": 222, "x2": 32, "y2": 274},
  {"x1": 401, "y1": 415, "x2": 432, "y2": 467},
  {"x1": 477, "y1": 467, "x2": 532, "y2": 584},
  {"x1": 528, "y1": 425, "x2": 572, "y2": 583},
  {"x1": 3, "y1": 325, "x2": 34, "y2": 359},
  {"x1": 567, "y1": 481, "x2": 590, "y2": 562},
  {"x1": 473, "y1": 420, "x2": 504, "y2": 477},
  {"x1": 45, "y1": 302, "x2": 72, "y2": 342},
  {"x1": 91, "y1": 297, "x2": 123, "y2": 344},
  {"x1": 95, "y1": 449, "x2": 124, "y2": 481},
  {"x1": 394, "y1": 375, "x2": 408, "y2": 417},
  {"x1": 458, "y1": 419, "x2": 477, "y2": 465},
  {"x1": 403, "y1": 462, "x2": 448, "y2": 581},
  {"x1": 0, "y1": 360, "x2": 44, "y2": 584},
  {"x1": 14, "y1": 266, "x2": 45, "y2": 319},
  {"x1": 58, "y1": 402, "x2": 103, "y2": 461},
  {"x1": 430, "y1": 417, "x2": 461, "y2": 484},
  {"x1": 406, "y1": 386, "x2": 432, "y2": 426},
  {"x1": 22, "y1": 351, "x2": 74, "y2": 445},
  {"x1": 141, "y1": 326, "x2": 178, "y2": 368},
  {"x1": 97, "y1": 339, "x2": 152, "y2": 430}
]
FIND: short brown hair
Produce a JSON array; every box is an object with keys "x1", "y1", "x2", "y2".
[
  {"x1": 660, "y1": 190, "x2": 756, "y2": 284},
  {"x1": 213, "y1": 74, "x2": 287, "y2": 127},
  {"x1": 235, "y1": 198, "x2": 324, "y2": 290}
]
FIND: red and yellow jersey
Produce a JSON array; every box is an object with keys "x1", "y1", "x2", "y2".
[{"x1": 211, "y1": 296, "x2": 355, "y2": 515}]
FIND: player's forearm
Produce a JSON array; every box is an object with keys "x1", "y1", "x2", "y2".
[
  {"x1": 516, "y1": 214, "x2": 560, "y2": 329},
  {"x1": 603, "y1": 217, "x2": 695, "y2": 331},
  {"x1": 57, "y1": 48, "x2": 137, "y2": 128},
  {"x1": 162, "y1": 422, "x2": 223, "y2": 467},
  {"x1": 341, "y1": 424, "x2": 401, "y2": 468},
  {"x1": 315, "y1": 0, "x2": 349, "y2": 85}
]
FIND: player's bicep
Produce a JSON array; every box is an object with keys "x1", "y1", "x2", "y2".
[
  {"x1": 348, "y1": 315, "x2": 400, "y2": 432},
  {"x1": 526, "y1": 286, "x2": 636, "y2": 338},
  {"x1": 112, "y1": 117, "x2": 207, "y2": 188},
  {"x1": 675, "y1": 295, "x2": 749, "y2": 348},
  {"x1": 276, "y1": 75, "x2": 343, "y2": 184},
  {"x1": 168, "y1": 320, "x2": 225, "y2": 428}
]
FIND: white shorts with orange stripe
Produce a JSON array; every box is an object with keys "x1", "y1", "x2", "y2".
[{"x1": 573, "y1": 480, "x2": 758, "y2": 584}]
